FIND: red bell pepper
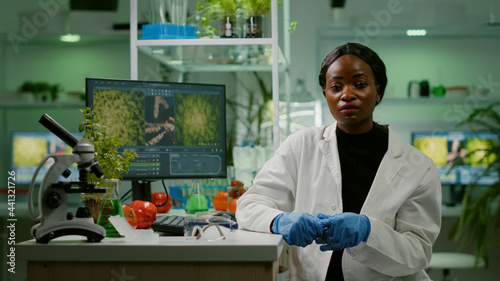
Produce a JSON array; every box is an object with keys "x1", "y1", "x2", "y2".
[
  {"x1": 129, "y1": 200, "x2": 157, "y2": 229},
  {"x1": 122, "y1": 204, "x2": 138, "y2": 229},
  {"x1": 229, "y1": 179, "x2": 246, "y2": 199},
  {"x1": 151, "y1": 192, "x2": 173, "y2": 213}
]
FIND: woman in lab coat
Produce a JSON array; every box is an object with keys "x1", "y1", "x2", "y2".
[{"x1": 236, "y1": 43, "x2": 442, "y2": 281}]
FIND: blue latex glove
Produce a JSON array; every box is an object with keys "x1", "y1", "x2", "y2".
[
  {"x1": 272, "y1": 212, "x2": 325, "y2": 247},
  {"x1": 315, "y1": 213, "x2": 371, "y2": 251}
]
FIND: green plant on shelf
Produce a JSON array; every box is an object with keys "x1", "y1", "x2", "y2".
[
  {"x1": 237, "y1": 0, "x2": 298, "y2": 33},
  {"x1": 196, "y1": 0, "x2": 240, "y2": 37},
  {"x1": 18, "y1": 81, "x2": 63, "y2": 102},
  {"x1": 238, "y1": 0, "x2": 273, "y2": 16},
  {"x1": 194, "y1": 0, "x2": 298, "y2": 37}
]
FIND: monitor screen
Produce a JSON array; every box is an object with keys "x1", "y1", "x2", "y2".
[
  {"x1": 10, "y1": 132, "x2": 83, "y2": 186},
  {"x1": 85, "y1": 78, "x2": 227, "y2": 181},
  {"x1": 412, "y1": 131, "x2": 499, "y2": 185}
]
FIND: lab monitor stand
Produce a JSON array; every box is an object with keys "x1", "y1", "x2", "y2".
[{"x1": 131, "y1": 180, "x2": 153, "y2": 201}]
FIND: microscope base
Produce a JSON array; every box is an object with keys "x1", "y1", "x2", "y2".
[{"x1": 32, "y1": 220, "x2": 106, "y2": 244}]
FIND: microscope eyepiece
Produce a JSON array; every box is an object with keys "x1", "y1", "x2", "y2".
[{"x1": 39, "y1": 114, "x2": 78, "y2": 148}]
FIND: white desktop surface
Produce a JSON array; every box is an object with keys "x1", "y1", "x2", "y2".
[{"x1": 18, "y1": 230, "x2": 284, "y2": 262}]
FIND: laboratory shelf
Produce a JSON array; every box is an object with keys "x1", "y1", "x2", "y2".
[
  {"x1": 139, "y1": 60, "x2": 276, "y2": 72},
  {"x1": 136, "y1": 38, "x2": 274, "y2": 47},
  {"x1": 138, "y1": 45, "x2": 288, "y2": 73}
]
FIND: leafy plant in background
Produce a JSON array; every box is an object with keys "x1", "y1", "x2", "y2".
[
  {"x1": 195, "y1": 0, "x2": 298, "y2": 37},
  {"x1": 237, "y1": 0, "x2": 298, "y2": 33},
  {"x1": 448, "y1": 102, "x2": 500, "y2": 268},
  {"x1": 226, "y1": 72, "x2": 272, "y2": 147},
  {"x1": 19, "y1": 81, "x2": 63, "y2": 102},
  {"x1": 79, "y1": 107, "x2": 138, "y2": 185},
  {"x1": 78, "y1": 107, "x2": 138, "y2": 222},
  {"x1": 196, "y1": 0, "x2": 240, "y2": 37},
  {"x1": 238, "y1": 0, "x2": 272, "y2": 16}
]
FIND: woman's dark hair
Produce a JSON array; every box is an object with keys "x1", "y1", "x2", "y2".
[{"x1": 318, "y1": 42, "x2": 388, "y2": 102}]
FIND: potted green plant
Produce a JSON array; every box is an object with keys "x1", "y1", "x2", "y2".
[
  {"x1": 196, "y1": 0, "x2": 240, "y2": 37},
  {"x1": 19, "y1": 81, "x2": 63, "y2": 102},
  {"x1": 194, "y1": 0, "x2": 297, "y2": 38},
  {"x1": 237, "y1": 0, "x2": 298, "y2": 37},
  {"x1": 448, "y1": 102, "x2": 500, "y2": 268},
  {"x1": 238, "y1": 0, "x2": 272, "y2": 16},
  {"x1": 78, "y1": 107, "x2": 138, "y2": 222}
]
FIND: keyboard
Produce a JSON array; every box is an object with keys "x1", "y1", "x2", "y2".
[
  {"x1": 151, "y1": 213, "x2": 238, "y2": 236},
  {"x1": 151, "y1": 215, "x2": 185, "y2": 236}
]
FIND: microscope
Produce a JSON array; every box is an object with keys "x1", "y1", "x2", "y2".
[{"x1": 28, "y1": 114, "x2": 107, "y2": 243}]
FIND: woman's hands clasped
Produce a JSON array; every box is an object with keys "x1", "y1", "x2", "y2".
[
  {"x1": 272, "y1": 212, "x2": 371, "y2": 250},
  {"x1": 272, "y1": 212, "x2": 325, "y2": 247}
]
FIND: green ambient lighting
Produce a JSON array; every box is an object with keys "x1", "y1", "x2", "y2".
[
  {"x1": 406, "y1": 29, "x2": 427, "y2": 36},
  {"x1": 59, "y1": 33, "x2": 81, "y2": 43}
]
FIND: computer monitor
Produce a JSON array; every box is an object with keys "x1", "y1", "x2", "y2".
[
  {"x1": 411, "y1": 130, "x2": 499, "y2": 186},
  {"x1": 86, "y1": 78, "x2": 227, "y2": 200},
  {"x1": 10, "y1": 132, "x2": 83, "y2": 186}
]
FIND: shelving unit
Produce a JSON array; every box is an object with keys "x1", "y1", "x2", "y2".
[
  {"x1": 138, "y1": 45, "x2": 287, "y2": 73},
  {"x1": 129, "y1": 0, "x2": 288, "y2": 150}
]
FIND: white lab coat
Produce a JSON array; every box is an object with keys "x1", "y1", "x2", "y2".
[{"x1": 236, "y1": 123, "x2": 442, "y2": 281}]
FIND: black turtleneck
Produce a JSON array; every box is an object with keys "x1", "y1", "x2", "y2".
[{"x1": 325, "y1": 123, "x2": 388, "y2": 281}]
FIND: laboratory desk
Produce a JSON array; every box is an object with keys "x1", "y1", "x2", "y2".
[{"x1": 17, "y1": 230, "x2": 285, "y2": 281}]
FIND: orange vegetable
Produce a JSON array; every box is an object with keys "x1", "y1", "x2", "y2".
[
  {"x1": 122, "y1": 204, "x2": 138, "y2": 229},
  {"x1": 151, "y1": 192, "x2": 172, "y2": 213},
  {"x1": 228, "y1": 198, "x2": 238, "y2": 213},
  {"x1": 213, "y1": 191, "x2": 228, "y2": 212}
]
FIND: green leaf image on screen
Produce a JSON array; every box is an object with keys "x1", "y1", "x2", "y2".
[
  {"x1": 93, "y1": 90, "x2": 145, "y2": 146},
  {"x1": 413, "y1": 136, "x2": 448, "y2": 166},
  {"x1": 14, "y1": 137, "x2": 47, "y2": 166},
  {"x1": 466, "y1": 138, "x2": 498, "y2": 166},
  {"x1": 175, "y1": 93, "x2": 221, "y2": 146}
]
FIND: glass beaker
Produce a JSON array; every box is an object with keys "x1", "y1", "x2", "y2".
[
  {"x1": 149, "y1": 0, "x2": 168, "y2": 24},
  {"x1": 167, "y1": 0, "x2": 188, "y2": 25},
  {"x1": 185, "y1": 180, "x2": 209, "y2": 214},
  {"x1": 245, "y1": 15, "x2": 264, "y2": 38},
  {"x1": 97, "y1": 179, "x2": 125, "y2": 238}
]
